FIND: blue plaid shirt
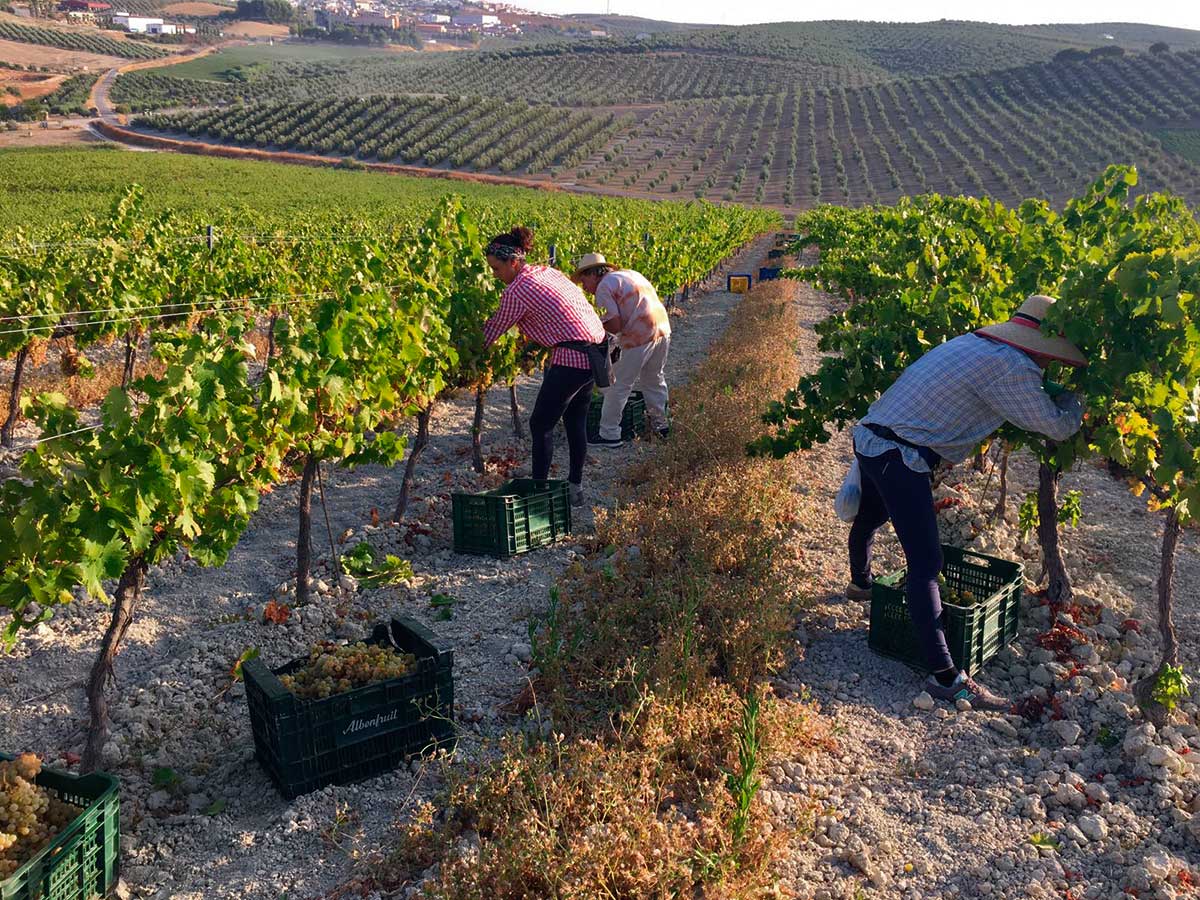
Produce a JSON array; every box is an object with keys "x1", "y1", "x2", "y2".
[{"x1": 853, "y1": 334, "x2": 1082, "y2": 473}]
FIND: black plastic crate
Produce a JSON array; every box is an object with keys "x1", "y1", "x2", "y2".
[
  {"x1": 243, "y1": 617, "x2": 454, "y2": 799},
  {"x1": 586, "y1": 390, "x2": 647, "y2": 442},
  {"x1": 452, "y1": 478, "x2": 571, "y2": 558},
  {"x1": 0, "y1": 754, "x2": 119, "y2": 900},
  {"x1": 868, "y1": 545, "x2": 1023, "y2": 674}
]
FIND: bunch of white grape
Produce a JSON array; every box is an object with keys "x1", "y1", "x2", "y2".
[
  {"x1": 0, "y1": 754, "x2": 81, "y2": 878},
  {"x1": 279, "y1": 641, "x2": 417, "y2": 700}
]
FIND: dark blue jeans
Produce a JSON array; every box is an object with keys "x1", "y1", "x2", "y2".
[
  {"x1": 849, "y1": 449, "x2": 953, "y2": 672},
  {"x1": 530, "y1": 365, "x2": 593, "y2": 484}
]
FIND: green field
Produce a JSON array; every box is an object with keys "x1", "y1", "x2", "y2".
[
  {"x1": 0, "y1": 145, "x2": 764, "y2": 232},
  {"x1": 1155, "y1": 128, "x2": 1200, "y2": 163},
  {"x1": 0, "y1": 146, "x2": 531, "y2": 227},
  {"x1": 166, "y1": 41, "x2": 405, "y2": 80}
]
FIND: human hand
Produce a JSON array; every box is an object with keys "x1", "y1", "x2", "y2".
[{"x1": 1054, "y1": 391, "x2": 1084, "y2": 427}]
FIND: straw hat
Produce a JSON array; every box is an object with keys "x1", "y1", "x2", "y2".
[
  {"x1": 976, "y1": 295, "x2": 1087, "y2": 367},
  {"x1": 571, "y1": 252, "x2": 616, "y2": 282}
]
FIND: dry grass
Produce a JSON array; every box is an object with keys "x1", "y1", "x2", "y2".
[
  {"x1": 0, "y1": 71, "x2": 65, "y2": 105},
  {"x1": 0, "y1": 36, "x2": 124, "y2": 72},
  {"x1": 219, "y1": 21, "x2": 290, "y2": 37},
  {"x1": 0, "y1": 122, "x2": 100, "y2": 149},
  {"x1": 372, "y1": 278, "x2": 828, "y2": 898},
  {"x1": 160, "y1": 1, "x2": 228, "y2": 15}
]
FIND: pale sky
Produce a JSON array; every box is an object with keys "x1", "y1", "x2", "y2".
[{"x1": 513, "y1": 0, "x2": 1200, "y2": 32}]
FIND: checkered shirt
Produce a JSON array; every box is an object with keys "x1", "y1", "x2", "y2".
[
  {"x1": 853, "y1": 333, "x2": 1082, "y2": 473},
  {"x1": 483, "y1": 264, "x2": 605, "y2": 369}
]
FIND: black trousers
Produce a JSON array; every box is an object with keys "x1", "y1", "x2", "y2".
[
  {"x1": 530, "y1": 365, "x2": 593, "y2": 484},
  {"x1": 848, "y1": 449, "x2": 954, "y2": 672}
]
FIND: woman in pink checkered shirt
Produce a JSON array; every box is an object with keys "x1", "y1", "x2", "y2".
[{"x1": 482, "y1": 226, "x2": 606, "y2": 507}]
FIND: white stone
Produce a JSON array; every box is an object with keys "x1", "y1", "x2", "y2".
[
  {"x1": 1147, "y1": 746, "x2": 1174, "y2": 767},
  {"x1": 1078, "y1": 814, "x2": 1108, "y2": 842},
  {"x1": 1031, "y1": 665, "x2": 1055, "y2": 686},
  {"x1": 1050, "y1": 720, "x2": 1083, "y2": 746},
  {"x1": 338, "y1": 574, "x2": 358, "y2": 593},
  {"x1": 990, "y1": 718, "x2": 1019, "y2": 739},
  {"x1": 510, "y1": 643, "x2": 532, "y2": 664},
  {"x1": 913, "y1": 692, "x2": 935, "y2": 711},
  {"x1": 1143, "y1": 851, "x2": 1172, "y2": 882},
  {"x1": 1060, "y1": 824, "x2": 1086, "y2": 845},
  {"x1": 956, "y1": 698, "x2": 973, "y2": 712}
]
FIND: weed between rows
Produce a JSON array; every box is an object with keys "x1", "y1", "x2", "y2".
[{"x1": 376, "y1": 280, "x2": 829, "y2": 898}]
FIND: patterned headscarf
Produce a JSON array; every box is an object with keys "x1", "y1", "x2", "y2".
[{"x1": 485, "y1": 241, "x2": 526, "y2": 261}]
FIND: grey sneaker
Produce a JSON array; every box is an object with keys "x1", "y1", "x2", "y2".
[
  {"x1": 845, "y1": 582, "x2": 872, "y2": 601},
  {"x1": 588, "y1": 436, "x2": 624, "y2": 449},
  {"x1": 924, "y1": 672, "x2": 1012, "y2": 712},
  {"x1": 568, "y1": 483, "x2": 584, "y2": 507}
]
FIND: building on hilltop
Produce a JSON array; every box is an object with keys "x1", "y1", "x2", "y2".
[
  {"x1": 316, "y1": 8, "x2": 402, "y2": 29},
  {"x1": 60, "y1": 0, "x2": 111, "y2": 22},
  {"x1": 60, "y1": 0, "x2": 112, "y2": 11},
  {"x1": 111, "y1": 12, "x2": 163, "y2": 31},
  {"x1": 452, "y1": 12, "x2": 498, "y2": 27}
]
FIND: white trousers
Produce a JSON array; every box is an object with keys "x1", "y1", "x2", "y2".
[{"x1": 599, "y1": 336, "x2": 670, "y2": 440}]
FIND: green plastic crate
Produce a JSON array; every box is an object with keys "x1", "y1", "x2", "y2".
[
  {"x1": 451, "y1": 478, "x2": 571, "y2": 558},
  {"x1": 0, "y1": 754, "x2": 120, "y2": 900},
  {"x1": 868, "y1": 545, "x2": 1023, "y2": 674},
  {"x1": 586, "y1": 390, "x2": 647, "y2": 442},
  {"x1": 243, "y1": 617, "x2": 454, "y2": 800}
]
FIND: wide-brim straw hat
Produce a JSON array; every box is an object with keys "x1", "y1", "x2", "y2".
[
  {"x1": 975, "y1": 294, "x2": 1087, "y2": 367},
  {"x1": 571, "y1": 252, "x2": 615, "y2": 282}
]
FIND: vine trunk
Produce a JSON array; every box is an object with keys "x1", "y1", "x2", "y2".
[
  {"x1": 1, "y1": 343, "x2": 30, "y2": 448},
  {"x1": 296, "y1": 453, "x2": 319, "y2": 606},
  {"x1": 394, "y1": 404, "x2": 432, "y2": 523},
  {"x1": 1036, "y1": 460, "x2": 1072, "y2": 606},
  {"x1": 83, "y1": 557, "x2": 148, "y2": 772},
  {"x1": 1135, "y1": 508, "x2": 1183, "y2": 728}
]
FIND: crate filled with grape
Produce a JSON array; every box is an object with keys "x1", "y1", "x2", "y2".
[
  {"x1": 0, "y1": 752, "x2": 120, "y2": 900},
  {"x1": 867, "y1": 545, "x2": 1023, "y2": 674},
  {"x1": 243, "y1": 617, "x2": 454, "y2": 799}
]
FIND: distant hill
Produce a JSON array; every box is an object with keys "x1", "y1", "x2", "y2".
[
  {"x1": 562, "y1": 14, "x2": 714, "y2": 34},
  {"x1": 509, "y1": 19, "x2": 1200, "y2": 78},
  {"x1": 1016, "y1": 22, "x2": 1200, "y2": 51}
]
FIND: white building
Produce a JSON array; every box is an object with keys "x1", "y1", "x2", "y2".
[
  {"x1": 452, "y1": 12, "x2": 499, "y2": 27},
  {"x1": 112, "y1": 13, "x2": 164, "y2": 32},
  {"x1": 421, "y1": 12, "x2": 450, "y2": 22}
]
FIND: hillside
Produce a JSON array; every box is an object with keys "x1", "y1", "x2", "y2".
[
  {"x1": 124, "y1": 47, "x2": 1200, "y2": 210},
  {"x1": 508, "y1": 19, "x2": 1200, "y2": 76}
]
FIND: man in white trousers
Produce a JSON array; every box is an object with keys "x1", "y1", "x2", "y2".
[{"x1": 573, "y1": 253, "x2": 671, "y2": 447}]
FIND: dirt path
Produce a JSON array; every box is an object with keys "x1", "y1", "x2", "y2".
[
  {"x1": 0, "y1": 239, "x2": 773, "y2": 900},
  {"x1": 763, "y1": 281, "x2": 1200, "y2": 899}
]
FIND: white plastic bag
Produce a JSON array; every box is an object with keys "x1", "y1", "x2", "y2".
[{"x1": 834, "y1": 459, "x2": 862, "y2": 522}]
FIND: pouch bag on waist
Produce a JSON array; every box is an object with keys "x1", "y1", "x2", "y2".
[{"x1": 555, "y1": 338, "x2": 614, "y2": 388}]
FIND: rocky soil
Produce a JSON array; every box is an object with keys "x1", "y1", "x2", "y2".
[
  {"x1": 0, "y1": 238, "x2": 771, "y2": 900},
  {"x1": 761, "y1": 281, "x2": 1200, "y2": 900},
  {"x1": 7, "y1": 253, "x2": 1200, "y2": 900}
]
